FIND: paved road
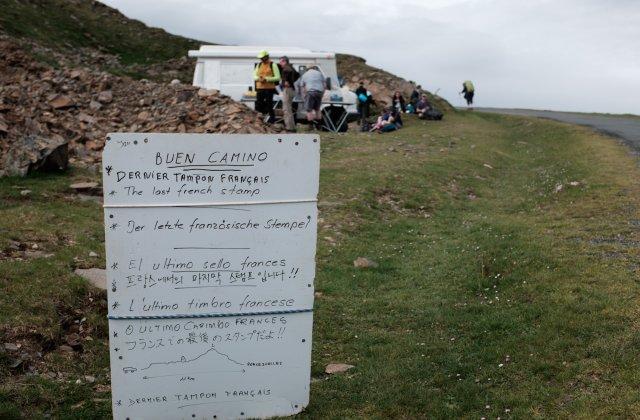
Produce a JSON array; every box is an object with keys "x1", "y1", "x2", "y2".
[{"x1": 476, "y1": 108, "x2": 640, "y2": 152}]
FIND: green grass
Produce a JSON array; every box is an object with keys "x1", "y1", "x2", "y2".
[{"x1": 2, "y1": 112, "x2": 640, "y2": 418}]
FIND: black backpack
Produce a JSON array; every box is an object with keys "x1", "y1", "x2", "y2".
[{"x1": 420, "y1": 108, "x2": 443, "y2": 121}]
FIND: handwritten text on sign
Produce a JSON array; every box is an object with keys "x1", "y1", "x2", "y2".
[
  {"x1": 103, "y1": 133, "x2": 319, "y2": 206},
  {"x1": 103, "y1": 134, "x2": 319, "y2": 419},
  {"x1": 105, "y1": 203, "x2": 316, "y2": 317}
]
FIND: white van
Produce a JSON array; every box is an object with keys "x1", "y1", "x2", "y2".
[{"x1": 188, "y1": 45, "x2": 358, "y2": 123}]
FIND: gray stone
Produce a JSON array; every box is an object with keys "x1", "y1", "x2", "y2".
[
  {"x1": 353, "y1": 257, "x2": 378, "y2": 268},
  {"x1": 24, "y1": 250, "x2": 54, "y2": 259},
  {"x1": 4, "y1": 343, "x2": 19, "y2": 351},
  {"x1": 97, "y1": 90, "x2": 113, "y2": 104},
  {"x1": 49, "y1": 95, "x2": 75, "y2": 109},
  {"x1": 325, "y1": 363, "x2": 355, "y2": 374},
  {"x1": 197, "y1": 88, "x2": 218, "y2": 97},
  {"x1": 0, "y1": 135, "x2": 68, "y2": 177},
  {"x1": 89, "y1": 100, "x2": 102, "y2": 111},
  {"x1": 74, "y1": 268, "x2": 106, "y2": 290},
  {"x1": 69, "y1": 182, "x2": 99, "y2": 191}
]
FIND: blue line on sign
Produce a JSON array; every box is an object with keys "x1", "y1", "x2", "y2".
[{"x1": 107, "y1": 308, "x2": 313, "y2": 320}]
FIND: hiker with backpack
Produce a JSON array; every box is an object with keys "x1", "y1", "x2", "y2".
[
  {"x1": 253, "y1": 50, "x2": 281, "y2": 123},
  {"x1": 461, "y1": 80, "x2": 475, "y2": 106},
  {"x1": 278, "y1": 56, "x2": 299, "y2": 132}
]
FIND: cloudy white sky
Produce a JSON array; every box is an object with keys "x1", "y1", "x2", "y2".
[{"x1": 101, "y1": 0, "x2": 640, "y2": 114}]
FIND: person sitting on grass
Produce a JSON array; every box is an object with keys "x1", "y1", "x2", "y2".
[
  {"x1": 416, "y1": 94, "x2": 432, "y2": 118},
  {"x1": 391, "y1": 91, "x2": 406, "y2": 113},
  {"x1": 410, "y1": 85, "x2": 421, "y2": 110},
  {"x1": 391, "y1": 107, "x2": 403, "y2": 128},
  {"x1": 370, "y1": 107, "x2": 397, "y2": 133}
]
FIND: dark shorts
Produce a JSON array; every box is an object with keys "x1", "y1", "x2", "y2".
[
  {"x1": 305, "y1": 90, "x2": 323, "y2": 112},
  {"x1": 464, "y1": 91, "x2": 474, "y2": 103}
]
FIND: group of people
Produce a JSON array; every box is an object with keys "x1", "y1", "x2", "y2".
[
  {"x1": 252, "y1": 49, "x2": 474, "y2": 133},
  {"x1": 356, "y1": 84, "x2": 440, "y2": 133},
  {"x1": 397, "y1": 88, "x2": 435, "y2": 118},
  {"x1": 252, "y1": 50, "x2": 325, "y2": 132}
]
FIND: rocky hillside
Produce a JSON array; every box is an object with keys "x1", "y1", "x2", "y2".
[
  {"x1": 337, "y1": 54, "x2": 451, "y2": 112},
  {"x1": 1, "y1": 0, "x2": 450, "y2": 108},
  {"x1": 0, "y1": 35, "x2": 277, "y2": 177},
  {"x1": 0, "y1": 0, "x2": 202, "y2": 81},
  {"x1": 0, "y1": 0, "x2": 451, "y2": 177}
]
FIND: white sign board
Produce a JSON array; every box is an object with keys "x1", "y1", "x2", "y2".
[
  {"x1": 103, "y1": 133, "x2": 319, "y2": 419},
  {"x1": 103, "y1": 133, "x2": 319, "y2": 206}
]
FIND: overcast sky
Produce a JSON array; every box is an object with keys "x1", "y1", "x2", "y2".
[{"x1": 101, "y1": 0, "x2": 640, "y2": 114}]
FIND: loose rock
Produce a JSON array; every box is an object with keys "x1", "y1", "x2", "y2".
[
  {"x1": 325, "y1": 363, "x2": 355, "y2": 374},
  {"x1": 353, "y1": 257, "x2": 378, "y2": 268},
  {"x1": 69, "y1": 182, "x2": 99, "y2": 191},
  {"x1": 74, "y1": 268, "x2": 106, "y2": 290},
  {"x1": 49, "y1": 95, "x2": 75, "y2": 109},
  {"x1": 0, "y1": 135, "x2": 68, "y2": 177},
  {"x1": 4, "y1": 343, "x2": 19, "y2": 351},
  {"x1": 88, "y1": 100, "x2": 102, "y2": 111},
  {"x1": 96, "y1": 90, "x2": 113, "y2": 103}
]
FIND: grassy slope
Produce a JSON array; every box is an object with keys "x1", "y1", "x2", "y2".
[
  {"x1": 1, "y1": 113, "x2": 640, "y2": 418},
  {"x1": 0, "y1": 0, "x2": 201, "y2": 65}
]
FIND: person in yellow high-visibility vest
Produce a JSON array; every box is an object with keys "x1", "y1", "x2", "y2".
[
  {"x1": 253, "y1": 50, "x2": 281, "y2": 122},
  {"x1": 461, "y1": 80, "x2": 475, "y2": 106}
]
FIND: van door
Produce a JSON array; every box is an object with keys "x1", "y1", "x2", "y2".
[
  {"x1": 220, "y1": 62, "x2": 254, "y2": 101},
  {"x1": 202, "y1": 60, "x2": 220, "y2": 90}
]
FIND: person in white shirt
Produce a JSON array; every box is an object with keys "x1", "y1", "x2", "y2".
[{"x1": 299, "y1": 66, "x2": 326, "y2": 130}]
